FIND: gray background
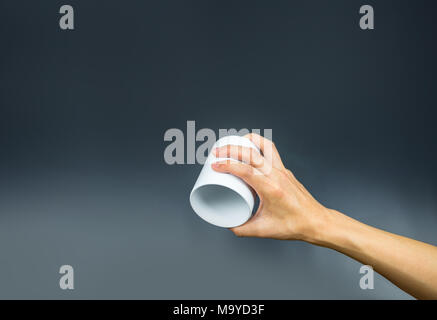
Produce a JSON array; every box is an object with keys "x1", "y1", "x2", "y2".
[{"x1": 0, "y1": 0, "x2": 436, "y2": 299}]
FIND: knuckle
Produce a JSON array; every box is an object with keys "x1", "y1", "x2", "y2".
[
  {"x1": 226, "y1": 160, "x2": 236, "y2": 168},
  {"x1": 218, "y1": 146, "x2": 227, "y2": 156},
  {"x1": 250, "y1": 150, "x2": 263, "y2": 165},
  {"x1": 269, "y1": 185, "x2": 284, "y2": 198},
  {"x1": 222, "y1": 161, "x2": 234, "y2": 171},
  {"x1": 217, "y1": 161, "x2": 226, "y2": 167},
  {"x1": 239, "y1": 164, "x2": 253, "y2": 178},
  {"x1": 216, "y1": 162, "x2": 228, "y2": 171}
]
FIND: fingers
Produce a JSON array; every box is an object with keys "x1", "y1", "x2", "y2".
[
  {"x1": 244, "y1": 133, "x2": 285, "y2": 169},
  {"x1": 213, "y1": 145, "x2": 272, "y2": 175},
  {"x1": 211, "y1": 159, "x2": 267, "y2": 191},
  {"x1": 211, "y1": 157, "x2": 268, "y2": 237}
]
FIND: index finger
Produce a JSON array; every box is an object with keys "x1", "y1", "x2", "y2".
[
  {"x1": 244, "y1": 133, "x2": 285, "y2": 169},
  {"x1": 211, "y1": 160, "x2": 268, "y2": 193}
]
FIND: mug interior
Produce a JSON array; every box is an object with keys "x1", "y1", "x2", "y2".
[{"x1": 190, "y1": 184, "x2": 251, "y2": 228}]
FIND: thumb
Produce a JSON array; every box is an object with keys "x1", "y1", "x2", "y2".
[{"x1": 229, "y1": 213, "x2": 264, "y2": 238}]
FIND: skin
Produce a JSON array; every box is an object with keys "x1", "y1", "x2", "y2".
[{"x1": 211, "y1": 133, "x2": 437, "y2": 300}]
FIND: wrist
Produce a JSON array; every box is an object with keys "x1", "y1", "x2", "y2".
[{"x1": 299, "y1": 208, "x2": 351, "y2": 247}]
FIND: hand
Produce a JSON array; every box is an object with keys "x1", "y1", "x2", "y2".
[
  {"x1": 213, "y1": 134, "x2": 437, "y2": 299},
  {"x1": 212, "y1": 133, "x2": 331, "y2": 241}
]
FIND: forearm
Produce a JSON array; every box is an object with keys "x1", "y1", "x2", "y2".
[
  {"x1": 306, "y1": 209, "x2": 437, "y2": 299},
  {"x1": 212, "y1": 135, "x2": 437, "y2": 299}
]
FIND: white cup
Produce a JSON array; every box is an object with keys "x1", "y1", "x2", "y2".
[{"x1": 190, "y1": 135, "x2": 259, "y2": 228}]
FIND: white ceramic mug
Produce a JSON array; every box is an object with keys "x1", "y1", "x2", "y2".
[{"x1": 190, "y1": 135, "x2": 259, "y2": 228}]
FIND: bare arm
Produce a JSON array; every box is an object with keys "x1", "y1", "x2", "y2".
[
  {"x1": 313, "y1": 210, "x2": 437, "y2": 299},
  {"x1": 212, "y1": 133, "x2": 437, "y2": 299}
]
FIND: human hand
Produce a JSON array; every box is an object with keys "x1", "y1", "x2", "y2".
[
  {"x1": 211, "y1": 133, "x2": 331, "y2": 242},
  {"x1": 213, "y1": 134, "x2": 437, "y2": 299}
]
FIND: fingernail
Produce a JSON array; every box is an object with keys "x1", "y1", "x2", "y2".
[
  {"x1": 211, "y1": 163, "x2": 220, "y2": 169},
  {"x1": 212, "y1": 148, "x2": 218, "y2": 156}
]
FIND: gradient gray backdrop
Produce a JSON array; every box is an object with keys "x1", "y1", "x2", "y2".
[{"x1": 0, "y1": 0, "x2": 436, "y2": 299}]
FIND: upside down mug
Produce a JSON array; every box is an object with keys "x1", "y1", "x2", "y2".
[{"x1": 190, "y1": 135, "x2": 259, "y2": 228}]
